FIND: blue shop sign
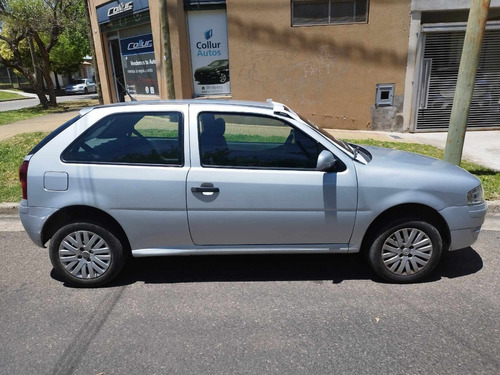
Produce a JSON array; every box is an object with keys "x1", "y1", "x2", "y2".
[
  {"x1": 120, "y1": 33, "x2": 155, "y2": 56},
  {"x1": 97, "y1": 0, "x2": 149, "y2": 24}
]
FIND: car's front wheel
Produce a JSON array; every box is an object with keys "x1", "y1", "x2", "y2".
[
  {"x1": 367, "y1": 219, "x2": 443, "y2": 283},
  {"x1": 49, "y1": 222, "x2": 126, "y2": 287}
]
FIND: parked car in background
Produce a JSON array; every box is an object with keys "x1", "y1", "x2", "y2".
[
  {"x1": 64, "y1": 78, "x2": 97, "y2": 94},
  {"x1": 18, "y1": 100, "x2": 487, "y2": 287},
  {"x1": 194, "y1": 60, "x2": 230, "y2": 84}
]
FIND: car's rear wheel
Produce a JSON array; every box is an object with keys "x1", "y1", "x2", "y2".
[
  {"x1": 367, "y1": 219, "x2": 443, "y2": 283},
  {"x1": 49, "y1": 222, "x2": 125, "y2": 287}
]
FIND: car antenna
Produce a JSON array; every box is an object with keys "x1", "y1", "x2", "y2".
[{"x1": 115, "y1": 77, "x2": 137, "y2": 102}]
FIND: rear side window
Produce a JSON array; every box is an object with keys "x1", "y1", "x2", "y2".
[
  {"x1": 29, "y1": 115, "x2": 81, "y2": 155},
  {"x1": 62, "y1": 112, "x2": 183, "y2": 166}
]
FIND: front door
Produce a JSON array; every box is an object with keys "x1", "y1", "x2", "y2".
[{"x1": 186, "y1": 108, "x2": 357, "y2": 246}]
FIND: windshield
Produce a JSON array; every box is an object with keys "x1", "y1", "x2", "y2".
[
  {"x1": 73, "y1": 79, "x2": 86, "y2": 85},
  {"x1": 295, "y1": 112, "x2": 354, "y2": 154},
  {"x1": 209, "y1": 60, "x2": 226, "y2": 67}
]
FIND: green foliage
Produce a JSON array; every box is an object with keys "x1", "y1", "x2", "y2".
[
  {"x1": 0, "y1": 0, "x2": 91, "y2": 105},
  {"x1": 50, "y1": 2, "x2": 90, "y2": 75},
  {"x1": 0, "y1": 132, "x2": 47, "y2": 202}
]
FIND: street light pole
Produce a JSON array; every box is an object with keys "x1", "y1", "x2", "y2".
[{"x1": 443, "y1": 0, "x2": 490, "y2": 166}]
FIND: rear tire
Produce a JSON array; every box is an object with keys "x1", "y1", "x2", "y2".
[
  {"x1": 367, "y1": 219, "x2": 443, "y2": 283},
  {"x1": 49, "y1": 222, "x2": 125, "y2": 287}
]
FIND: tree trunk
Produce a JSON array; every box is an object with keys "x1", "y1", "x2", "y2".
[
  {"x1": 22, "y1": 68, "x2": 49, "y2": 108},
  {"x1": 54, "y1": 72, "x2": 61, "y2": 90},
  {"x1": 39, "y1": 58, "x2": 57, "y2": 106},
  {"x1": 32, "y1": 31, "x2": 58, "y2": 107}
]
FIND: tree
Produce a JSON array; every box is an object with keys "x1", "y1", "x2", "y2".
[
  {"x1": 50, "y1": 1, "x2": 90, "y2": 87},
  {"x1": 0, "y1": 0, "x2": 85, "y2": 108}
]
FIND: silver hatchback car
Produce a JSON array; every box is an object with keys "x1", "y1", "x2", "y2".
[{"x1": 19, "y1": 100, "x2": 487, "y2": 286}]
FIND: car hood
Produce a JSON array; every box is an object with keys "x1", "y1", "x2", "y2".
[
  {"x1": 195, "y1": 66, "x2": 216, "y2": 73},
  {"x1": 362, "y1": 145, "x2": 468, "y2": 174},
  {"x1": 354, "y1": 145, "x2": 481, "y2": 207}
]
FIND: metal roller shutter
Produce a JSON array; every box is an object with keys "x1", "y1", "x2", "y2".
[{"x1": 416, "y1": 29, "x2": 500, "y2": 131}]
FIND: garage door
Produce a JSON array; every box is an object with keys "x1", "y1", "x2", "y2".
[{"x1": 416, "y1": 29, "x2": 500, "y2": 131}]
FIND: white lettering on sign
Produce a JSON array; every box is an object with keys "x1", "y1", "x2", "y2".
[
  {"x1": 127, "y1": 39, "x2": 153, "y2": 52},
  {"x1": 107, "y1": 2, "x2": 133, "y2": 18}
]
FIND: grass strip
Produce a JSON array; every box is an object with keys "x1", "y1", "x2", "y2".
[
  {"x1": 0, "y1": 133, "x2": 497, "y2": 202},
  {"x1": 0, "y1": 90, "x2": 27, "y2": 101},
  {"x1": 0, "y1": 99, "x2": 99, "y2": 126}
]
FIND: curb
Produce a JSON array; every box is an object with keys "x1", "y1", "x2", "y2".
[
  {"x1": 0, "y1": 97, "x2": 31, "y2": 103},
  {"x1": 0, "y1": 203, "x2": 19, "y2": 215},
  {"x1": 1, "y1": 201, "x2": 499, "y2": 215}
]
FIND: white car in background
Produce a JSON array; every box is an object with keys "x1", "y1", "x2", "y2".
[{"x1": 64, "y1": 79, "x2": 97, "y2": 94}]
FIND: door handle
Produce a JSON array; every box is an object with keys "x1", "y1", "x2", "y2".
[{"x1": 191, "y1": 183, "x2": 220, "y2": 193}]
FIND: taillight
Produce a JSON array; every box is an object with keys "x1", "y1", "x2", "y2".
[{"x1": 19, "y1": 161, "x2": 29, "y2": 200}]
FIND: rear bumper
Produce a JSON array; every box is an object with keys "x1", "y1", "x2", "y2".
[
  {"x1": 439, "y1": 202, "x2": 488, "y2": 250},
  {"x1": 19, "y1": 201, "x2": 57, "y2": 248}
]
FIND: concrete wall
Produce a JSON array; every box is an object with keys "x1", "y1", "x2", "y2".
[{"x1": 226, "y1": 0, "x2": 411, "y2": 129}]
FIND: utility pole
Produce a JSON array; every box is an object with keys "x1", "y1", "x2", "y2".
[
  {"x1": 159, "y1": 0, "x2": 176, "y2": 99},
  {"x1": 443, "y1": 0, "x2": 490, "y2": 165},
  {"x1": 83, "y1": 0, "x2": 103, "y2": 104}
]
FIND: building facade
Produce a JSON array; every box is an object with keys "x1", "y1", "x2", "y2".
[{"x1": 87, "y1": 0, "x2": 500, "y2": 132}]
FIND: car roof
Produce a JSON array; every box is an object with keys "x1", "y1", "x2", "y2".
[{"x1": 80, "y1": 99, "x2": 276, "y2": 116}]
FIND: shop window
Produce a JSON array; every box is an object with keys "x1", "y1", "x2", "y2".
[{"x1": 292, "y1": 0, "x2": 369, "y2": 26}]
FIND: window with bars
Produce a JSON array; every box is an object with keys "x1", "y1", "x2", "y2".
[{"x1": 291, "y1": 0, "x2": 369, "y2": 26}]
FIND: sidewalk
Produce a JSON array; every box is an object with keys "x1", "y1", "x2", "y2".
[
  {"x1": 400, "y1": 131, "x2": 500, "y2": 172},
  {"x1": 0, "y1": 111, "x2": 79, "y2": 141}
]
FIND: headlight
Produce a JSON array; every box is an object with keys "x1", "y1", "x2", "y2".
[{"x1": 467, "y1": 185, "x2": 484, "y2": 205}]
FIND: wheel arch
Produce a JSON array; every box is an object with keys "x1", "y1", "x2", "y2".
[
  {"x1": 360, "y1": 203, "x2": 451, "y2": 254},
  {"x1": 41, "y1": 205, "x2": 131, "y2": 253}
]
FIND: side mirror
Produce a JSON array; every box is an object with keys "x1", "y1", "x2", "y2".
[{"x1": 316, "y1": 150, "x2": 337, "y2": 171}]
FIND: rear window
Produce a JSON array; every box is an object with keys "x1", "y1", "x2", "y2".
[{"x1": 28, "y1": 115, "x2": 81, "y2": 156}]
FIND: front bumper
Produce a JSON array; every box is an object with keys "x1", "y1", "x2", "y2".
[
  {"x1": 19, "y1": 201, "x2": 57, "y2": 248},
  {"x1": 439, "y1": 201, "x2": 488, "y2": 250},
  {"x1": 64, "y1": 88, "x2": 85, "y2": 94}
]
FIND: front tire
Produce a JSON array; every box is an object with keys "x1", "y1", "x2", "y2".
[
  {"x1": 49, "y1": 222, "x2": 125, "y2": 287},
  {"x1": 367, "y1": 219, "x2": 443, "y2": 283}
]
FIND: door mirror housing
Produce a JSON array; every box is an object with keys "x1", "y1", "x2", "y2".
[{"x1": 316, "y1": 150, "x2": 337, "y2": 171}]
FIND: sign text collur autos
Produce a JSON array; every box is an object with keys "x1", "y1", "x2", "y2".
[{"x1": 196, "y1": 29, "x2": 222, "y2": 57}]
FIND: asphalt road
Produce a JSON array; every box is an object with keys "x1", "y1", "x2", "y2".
[
  {"x1": 0, "y1": 93, "x2": 98, "y2": 112},
  {"x1": 0, "y1": 215, "x2": 499, "y2": 375}
]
